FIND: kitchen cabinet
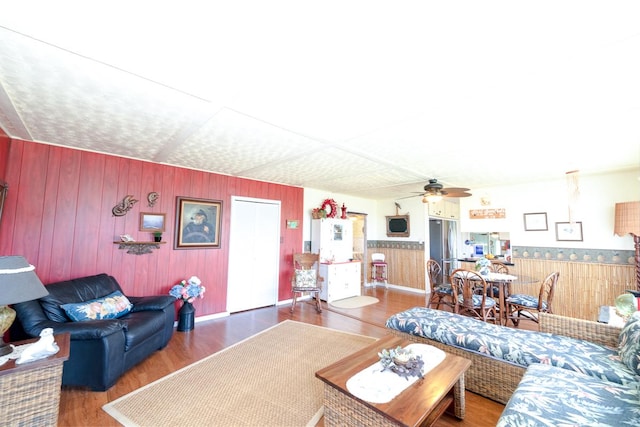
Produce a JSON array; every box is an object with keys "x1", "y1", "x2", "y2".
[
  {"x1": 311, "y1": 218, "x2": 353, "y2": 263},
  {"x1": 319, "y1": 261, "x2": 361, "y2": 302},
  {"x1": 429, "y1": 200, "x2": 459, "y2": 220}
]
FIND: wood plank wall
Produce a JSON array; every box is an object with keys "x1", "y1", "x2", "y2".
[
  {"x1": 0, "y1": 138, "x2": 304, "y2": 317},
  {"x1": 370, "y1": 246, "x2": 425, "y2": 292},
  {"x1": 507, "y1": 258, "x2": 635, "y2": 321}
]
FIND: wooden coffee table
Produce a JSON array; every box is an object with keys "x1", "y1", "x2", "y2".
[{"x1": 315, "y1": 334, "x2": 471, "y2": 427}]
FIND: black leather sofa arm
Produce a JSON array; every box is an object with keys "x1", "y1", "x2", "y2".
[{"x1": 129, "y1": 295, "x2": 176, "y2": 312}]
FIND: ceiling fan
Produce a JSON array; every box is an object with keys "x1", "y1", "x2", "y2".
[{"x1": 402, "y1": 179, "x2": 472, "y2": 203}]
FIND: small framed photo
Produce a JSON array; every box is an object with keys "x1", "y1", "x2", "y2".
[
  {"x1": 523, "y1": 212, "x2": 548, "y2": 231},
  {"x1": 175, "y1": 197, "x2": 222, "y2": 249},
  {"x1": 139, "y1": 212, "x2": 166, "y2": 232},
  {"x1": 286, "y1": 219, "x2": 299, "y2": 229},
  {"x1": 555, "y1": 221, "x2": 583, "y2": 241}
]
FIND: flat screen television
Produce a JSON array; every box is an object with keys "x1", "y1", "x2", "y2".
[{"x1": 386, "y1": 215, "x2": 410, "y2": 237}]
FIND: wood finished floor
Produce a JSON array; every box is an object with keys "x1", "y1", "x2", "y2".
[{"x1": 58, "y1": 286, "x2": 532, "y2": 426}]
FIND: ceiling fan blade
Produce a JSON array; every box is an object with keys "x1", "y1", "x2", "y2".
[
  {"x1": 444, "y1": 192, "x2": 472, "y2": 198},
  {"x1": 442, "y1": 187, "x2": 470, "y2": 193},
  {"x1": 396, "y1": 194, "x2": 423, "y2": 200}
]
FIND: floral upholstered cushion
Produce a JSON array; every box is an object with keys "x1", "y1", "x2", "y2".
[
  {"x1": 294, "y1": 269, "x2": 317, "y2": 288},
  {"x1": 619, "y1": 311, "x2": 640, "y2": 375},
  {"x1": 506, "y1": 293, "x2": 547, "y2": 310},
  {"x1": 385, "y1": 307, "x2": 640, "y2": 388},
  {"x1": 498, "y1": 364, "x2": 640, "y2": 427},
  {"x1": 61, "y1": 290, "x2": 133, "y2": 321},
  {"x1": 434, "y1": 284, "x2": 452, "y2": 294},
  {"x1": 456, "y1": 294, "x2": 496, "y2": 307}
]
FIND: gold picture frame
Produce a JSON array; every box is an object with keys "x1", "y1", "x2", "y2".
[{"x1": 175, "y1": 197, "x2": 222, "y2": 249}]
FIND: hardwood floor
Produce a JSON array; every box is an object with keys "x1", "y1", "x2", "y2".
[{"x1": 58, "y1": 286, "x2": 519, "y2": 426}]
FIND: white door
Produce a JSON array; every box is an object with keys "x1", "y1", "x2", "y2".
[{"x1": 227, "y1": 197, "x2": 280, "y2": 313}]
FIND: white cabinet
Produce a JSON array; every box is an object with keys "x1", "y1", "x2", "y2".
[
  {"x1": 429, "y1": 200, "x2": 459, "y2": 220},
  {"x1": 319, "y1": 261, "x2": 361, "y2": 302},
  {"x1": 311, "y1": 218, "x2": 353, "y2": 263}
]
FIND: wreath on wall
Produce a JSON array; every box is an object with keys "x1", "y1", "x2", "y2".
[{"x1": 321, "y1": 198, "x2": 338, "y2": 218}]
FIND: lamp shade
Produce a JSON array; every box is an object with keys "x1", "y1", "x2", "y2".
[
  {"x1": 614, "y1": 201, "x2": 640, "y2": 237},
  {"x1": 0, "y1": 256, "x2": 48, "y2": 305}
]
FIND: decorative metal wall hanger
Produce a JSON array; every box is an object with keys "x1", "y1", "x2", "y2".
[
  {"x1": 147, "y1": 192, "x2": 159, "y2": 207},
  {"x1": 112, "y1": 195, "x2": 138, "y2": 216}
]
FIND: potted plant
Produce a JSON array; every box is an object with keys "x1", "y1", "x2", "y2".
[{"x1": 152, "y1": 231, "x2": 163, "y2": 242}]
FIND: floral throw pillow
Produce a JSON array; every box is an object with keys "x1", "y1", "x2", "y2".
[
  {"x1": 61, "y1": 290, "x2": 133, "y2": 322},
  {"x1": 618, "y1": 311, "x2": 640, "y2": 375},
  {"x1": 295, "y1": 269, "x2": 317, "y2": 288}
]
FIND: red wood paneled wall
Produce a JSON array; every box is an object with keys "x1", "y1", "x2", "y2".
[{"x1": 0, "y1": 138, "x2": 304, "y2": 316}]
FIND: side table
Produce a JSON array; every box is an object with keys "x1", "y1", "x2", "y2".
[
  {"x1": 0, "y1": 333, "x2": 70, "y2": 426},
  {"x1": 316, "y1": 334, "x2": 471, "y2": 427}
]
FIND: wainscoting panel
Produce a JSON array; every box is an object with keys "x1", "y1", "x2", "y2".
[{"x1": 508, "y1": 258, "x2": 635, "y2": 321}]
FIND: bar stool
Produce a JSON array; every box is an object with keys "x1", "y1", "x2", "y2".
[{"x1": 371, "y1": 253, "x2": 388, "y2": 288}]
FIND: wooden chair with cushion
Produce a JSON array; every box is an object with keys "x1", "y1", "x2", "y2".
[
  {"x1": 450, "y1": 269, "x2": 497, "y2": 323},
  {"x1": 427, "y1": 259, "x2": 454, "y2": 310},
  {"x1": 490, "y1": 260, "x2": 509, "y2": 274},
  {"x1": 290, "y1": 253, "x2": 323, "y2": 313},
  {"x1": 506, "y1": 271, "x2": 559, "y2": 326}
]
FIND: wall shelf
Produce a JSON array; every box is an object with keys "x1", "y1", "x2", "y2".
[{"x1": 114, "y1": 241, "x2": 165, "y2": 255}]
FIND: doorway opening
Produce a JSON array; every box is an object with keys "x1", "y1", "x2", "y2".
[{"x1": 347, "y1": 212, "x2": 367, "y2": 286}]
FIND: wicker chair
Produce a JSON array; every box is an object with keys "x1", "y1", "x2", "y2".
[
  {"x1": 290, "y1": 253, "x2": 323, "y2": 313},
  {"x1": 506, "y1": 271, "x2": 559, "y2": 326},
  {"x1": 450, "y1": 269, "x2": 497, "y2": 323},
  {"x1": 427, "y1": 259, "x2": 453, "y2": 310}
]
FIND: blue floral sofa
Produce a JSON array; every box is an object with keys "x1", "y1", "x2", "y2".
[{"x1": 385, "y1": 307, "x2": 640, "y2": 425}]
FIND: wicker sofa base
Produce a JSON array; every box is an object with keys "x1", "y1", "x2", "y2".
[{"x1": 387, "y1": 328, "x2": 523, "y2": 404}]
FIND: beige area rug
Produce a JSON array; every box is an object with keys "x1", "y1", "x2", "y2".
[
  {"x1": 103, "y1": 320, "x2": 376, "y2": 427},
  {"x1": 329, "y1": 295, "x2": 379, "y2": 309}
]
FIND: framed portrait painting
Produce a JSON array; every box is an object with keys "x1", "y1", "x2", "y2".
[{"x1": 175, "y1": 197, "x2": 222, "y2": 249}]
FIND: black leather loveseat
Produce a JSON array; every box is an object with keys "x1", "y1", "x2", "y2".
[{"x1": 13, "y1": 273, "x2": 176, "y2": 391}]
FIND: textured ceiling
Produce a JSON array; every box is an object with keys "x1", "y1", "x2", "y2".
[{"x1": 0, "y1": 1, "x2": 639, "y2": 200}]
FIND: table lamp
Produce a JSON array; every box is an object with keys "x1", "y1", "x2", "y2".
[
  {"x1": 614, "y1": 201, "x2": 640, "y2": 293},
  {"x1": 0, "y1": 256, "x2": 49, "y2": 356}
]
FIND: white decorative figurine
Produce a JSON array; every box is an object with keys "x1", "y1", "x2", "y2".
[{"x1": 16, "y1": 328, "x2": 59, "y2": 364}]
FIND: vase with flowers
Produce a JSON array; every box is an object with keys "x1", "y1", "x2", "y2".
[
  {"x1": 475, "y1": 257, "x2": 491, "y2": 276},
  {"x1": 169, "y1": 276, "x2": 205, "y2": 331}
]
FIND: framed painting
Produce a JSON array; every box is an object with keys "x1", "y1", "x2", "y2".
[
  {"x1": 139, "y1": 212, "x2": 166, "y2": 232},
  {"x1": 555, "y1": 221, "x2": 583, "y2": 242},
  {"x1": 175, "y1": 197, "x2": 222, "y2": 249},
  {"x1": 523, "y1": 212, "x2": 548, "y2": 231}
]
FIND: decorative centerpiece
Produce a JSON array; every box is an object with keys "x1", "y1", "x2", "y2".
[
  {"x1": 378, "y1": 346, "x2": 424, "y2": 379},
  {"x1": 475, "y1": 257, "x2": 491, "y2": 276},
  {"x1": 169, "y1": 276, "x2": 205, "y2": 332}
]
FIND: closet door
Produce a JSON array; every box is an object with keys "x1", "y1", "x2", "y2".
[{"x1": 226, "y1": 197, "x2": 280, "y2": 313}]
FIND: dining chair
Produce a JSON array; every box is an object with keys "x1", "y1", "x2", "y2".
[
  {"x1": 427, "y1": 259, "x2": 454, "y2": 310},
  {"x1": 450, "y1": 269, "x2": 497, "y2": 323},
  {"x1": 490, "y1": 260, "x2": 510, "y2": 274},
  {"x1": 290, "y1": 252, "x2": 324, "y2": 313},
  {"x1": 506, "y1": 271, "x2": 559, "y2": 326}
]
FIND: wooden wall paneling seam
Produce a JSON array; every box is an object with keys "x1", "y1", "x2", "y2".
[{"x1": 0, "y1": 140, "x2": 23, "y2": 255}]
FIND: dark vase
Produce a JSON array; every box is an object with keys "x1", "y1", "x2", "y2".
[
  {"x1": 153, "y1": 235, "x2": 162, "y2": 242},
  {"x1": 177, "y1": 301, "x2": 195, "y2": 332}
]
